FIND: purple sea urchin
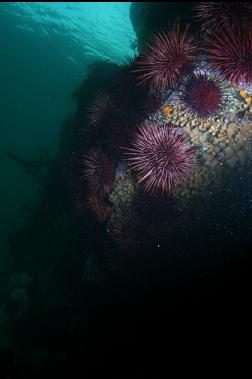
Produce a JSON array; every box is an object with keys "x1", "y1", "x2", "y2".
[
  {"x1": 181, "y1": 73, "x2": 224, "y2": 118},
  {"x1": 125, "y1": 122, "x2": 196, "y2": 195},
  {"x1": 86, "y1": 194, "x2": 113, "y2": 222},
  {"x1": 195, "y1": 2, "x2": 252, "y2": 31},
  {"x1": 86, "y1": 90, "x2": 114, "y2": 129},
  {"x1": 109, "y1": 211, "x2": 138, "y2": 252},
  {"x1": 82, "y1": 149, "x2": 116, "y2": 198},
  {"x1": 135, "y1": 23, "x2": 199, "y2": 93},
  {"x1": 205, "y1": 23, "x2": 252, "y2": 85}
]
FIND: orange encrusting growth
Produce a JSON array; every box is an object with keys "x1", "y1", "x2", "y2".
[{"x1": 162, "y1": 105, "x2": 173, "y2": 117}]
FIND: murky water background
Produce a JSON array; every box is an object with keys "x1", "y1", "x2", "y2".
[{"x1": 0, "y1": 2, "x2": 136, "y2": 283}]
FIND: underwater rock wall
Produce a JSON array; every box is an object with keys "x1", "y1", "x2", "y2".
[
  {"x1": 1, "y1": 2, "x2": 252, "y2": 375},
  {"x1": 130, "y1": 2, "x2": 195, "y2": 47}
]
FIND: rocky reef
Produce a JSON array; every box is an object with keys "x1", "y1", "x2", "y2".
[{"x1": 1, "y1": 2, "x2": 252, "y2": 376}]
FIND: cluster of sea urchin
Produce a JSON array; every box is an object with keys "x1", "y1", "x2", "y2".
[
  {"x1": 134, "y1": 12, "x2": 252, "y2": 91},
  {"x1": 194, "y1": 2, "x2": 252, "y2": 31},
  {"x1": 74, "y1": 8, "x2": 251, "y2": 259}
]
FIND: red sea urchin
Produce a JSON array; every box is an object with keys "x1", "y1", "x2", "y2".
[
  {"x1": 181, "y1": 73, "x2": 224, "y2": 118},
  {"x1": 82, "y1": 148, "x2": 116, "y2": 198},
  {"x1": 125, "y1": 122, "x2": 196, "y2": 194},
  {"x1": 195, "y1": 2, "x2": 252, "y2": 31},
  {"x1": 205, "y1": 23, "x2": 252, "y2": 85},
  {"x1": 109, "y1": 211, "x2": 138, "y2": 253},
  {"x1": 86, "y1": 194, "x2": 113, "y2": 222},
  {"x1": 135, "y1": 23, "x2": 199, "y2": 93},
  {"x1": 86, "y1": 90, "x2": 114, "y2": 129}
]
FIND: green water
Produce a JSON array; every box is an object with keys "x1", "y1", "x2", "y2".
[
  {"x1": 0, "y1": 12, "x2": 79, "y2": 278},
  {"x1": 0, "y1": 3, "x2": 135, "y2": 284}
]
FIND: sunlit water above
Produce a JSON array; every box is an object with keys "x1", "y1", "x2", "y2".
[{"x1": 1, "y1": 2, "x2": 136, "y2": 64}]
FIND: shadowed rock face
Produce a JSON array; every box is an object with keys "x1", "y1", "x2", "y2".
[{"x1": 130, "y1": 2, "x2": 196, "y2": 48}]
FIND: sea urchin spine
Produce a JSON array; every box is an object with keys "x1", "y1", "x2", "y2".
[
  {"x1": 86, "y1": 194, "x2": 113, "y2": 222},
  {"x1": 195, "y1": 2, "x2": 252, "y2": 31},
  {"x1": 81, "y1": 148, "x2": 116, "y2": 198},
  {"x1": 205, "y1": 22, "x2": 252, "y2": 85},
  {"x1": 135, "y1": 23, "x2": 199, "y2": 93},
  {"x1": 125, "y1": 122, "x2": 196, "y2": 195},
  {"x1": 181, "y1": 73, "x2": 224, "y2": 118}
]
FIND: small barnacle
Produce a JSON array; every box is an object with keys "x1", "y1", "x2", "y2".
[{"x1": 245, "y1": 97, "x2": 251, "y2": 105}]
